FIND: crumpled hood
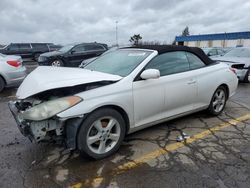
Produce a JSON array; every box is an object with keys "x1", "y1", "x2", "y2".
[
  {"x1": 17, "y1": 66, "x2": 122, "y2": 99},
  {"x1": 212, "y1": 56, "x2": 250, "y2": 64}
]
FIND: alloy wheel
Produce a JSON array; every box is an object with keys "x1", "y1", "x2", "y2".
[
  {"x1": 86, "y1": 117, "x2": 121, "y2": 154},
  {"x1": 51, "y1": 60, "x2": 62, "y2": 67},
  {"x1": 212, "y1": 88, "x2": 226, "y2": 113}
]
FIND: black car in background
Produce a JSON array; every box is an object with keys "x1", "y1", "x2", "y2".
[
  {"x1": 38, "y1": 42, "x2": 108, "y2": 67},
  {"x1": 0, "y1": 43, "x2": 61, "y2": 61}
]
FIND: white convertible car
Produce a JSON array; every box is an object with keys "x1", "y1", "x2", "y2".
[{"x1": 9, "y1": 45, "x2": 238, "y2": 159}]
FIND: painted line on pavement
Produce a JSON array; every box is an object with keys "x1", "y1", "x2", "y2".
[{"x1": 70, "y1": 113, "x2": 250, "y2": 188}]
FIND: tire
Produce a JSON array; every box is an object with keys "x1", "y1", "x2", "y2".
[
  {"x1": 51, "y1": 59, "x2": 64, "y2": 67},
  {"x1": 77, "y1": 108, "x2": 126, "y2": 160},
  {"x1": 243, "y1": 67, "x2": 250, "y2": 83},
  {"x1": 0, "y1": 77, "x2": 5, "y2": 92},
  {"x1": 208, "y1": 86, "x2": 227, "y2": 116}
]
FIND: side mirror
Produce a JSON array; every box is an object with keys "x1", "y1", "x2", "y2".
[
  {"x1": 140, "y1": 69, "x2": 160, "y2": 80},
  {"x1": 70, "y1": 50, "x2": 76, "y2": 54},
  {"x1": 207, "y1": 52, "x2": 211, "y2": 56}
]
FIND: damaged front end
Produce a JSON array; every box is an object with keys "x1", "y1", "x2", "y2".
[
  {"x1": 8, "y1": 96, "x2": 82, "y2": 143},
  {"x1": 8, "y1": 66, "x2": 121, "y2": 149},
  {"x1": 8, "y1": 81, "x2": 116, "y2": 149}
]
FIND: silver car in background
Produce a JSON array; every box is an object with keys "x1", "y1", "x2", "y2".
[
  {"x1": 213, "y1": 47, "x2": 250, "y2": 82},
  {"x1": 0, "y1": 53, "x2": 27, "y2": 92}
]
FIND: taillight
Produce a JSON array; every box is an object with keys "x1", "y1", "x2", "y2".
[
  {"x1": 7, "y1": 60, "x2": 22, "y2": 67},
  {"x1": 229, "y1": 67, "x2": 237, "y2": 74}
]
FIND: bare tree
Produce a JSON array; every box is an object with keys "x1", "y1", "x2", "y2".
[{"x1": 129, "y1": 34, "x2": 142, "y2": 46}]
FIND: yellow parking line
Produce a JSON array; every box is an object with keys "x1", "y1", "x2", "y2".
[{"x1": 69, "y1": 113, "x2": 250, "y2": 188}]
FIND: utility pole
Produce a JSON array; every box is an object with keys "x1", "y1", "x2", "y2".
[{"x1": 115, "y1": 21, "x2": 118, "y2": 47}]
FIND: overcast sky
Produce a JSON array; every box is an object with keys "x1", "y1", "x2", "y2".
[{"x1": 0, "y1": 0, "x2": 250, "y2": 45}]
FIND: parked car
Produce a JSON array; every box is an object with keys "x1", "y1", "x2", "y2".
[
  {"x1": 0, "y1": 43, "x2": 58, "y2": 61},
  {"x1": 38, "y1": 43, "x2": 108, "y2": 67},
  {"x1": 79, "y1": 46, "x2": 120, "y2": 68},
  {"x1": 212, "y1": 47, "x2": 250, "y2": 82},
  {"x1": 202, "y1": 47, "x2": 225, "y2": 57},
  {"x1": 9, "y1": 45, "x2": 238, "y2": 159},
  {"x1": 0, "y1": 53, "x2": 26, "y2": 92}
]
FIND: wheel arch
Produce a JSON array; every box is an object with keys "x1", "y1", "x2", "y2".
[
  {"x1": 219, "y1": 83, "x2": 229, "y2": 100},
  {"x1": 64, "y1": 104, "x2": 130, "y2": 150}
]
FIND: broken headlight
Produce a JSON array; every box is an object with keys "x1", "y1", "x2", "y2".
[{"x1": 20, "y1": 96, "x2": 82, "y2": 121}]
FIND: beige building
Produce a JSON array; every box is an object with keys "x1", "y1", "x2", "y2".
[{"x1": 175, "y1": 31, "x2": 250, "y2": 48}]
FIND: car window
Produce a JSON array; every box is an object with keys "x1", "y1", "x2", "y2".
[
  {"x1": 209, "y1": 49, "x2": 217, "y2": 56},
  {"x1": 31, "y1": 43, "x2": 48, "y2": 49},
  {"x1": 73, "y1": 45, "x2": 85, "y2": 53},
  {"x1": 186, "y1": 52, "x2": 206, "y2": 70},
  {"x1": 217, "y1": 49, "x2": 224, "y2": 55},
  {"x1": 84, "y1": 44, "x2": 105, "y2": 51},
  {"x1": 145, "y1": 51, "x2": 190, "y2": 76},
  {"x1": 8, "y1": 44, "x2": 19, "y2": 50},
  {"x1": 19, "y1": 44, "x2": 31, "y2": 49}
]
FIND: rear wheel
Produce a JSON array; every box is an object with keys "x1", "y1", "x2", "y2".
[
  {"x1": 208, "y1": 86, "x2": 227, "y2": 115},
  {"x1": 243, "y1": 67, "x2": 250, "y2": 83},
  {"x1": 0, "y1": 77, "x2": 5, "y2": 93},
  {"x1": 51, "y1": 59, "x2": 64, "y2": 67},
  {"x1": 77, "y1": 108, "x2": 126, "y2": 159}
]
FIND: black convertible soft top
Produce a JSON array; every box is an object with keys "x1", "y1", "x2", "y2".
[{"x1": 126, "y1": 45, "x2": 215, "y2": 65}]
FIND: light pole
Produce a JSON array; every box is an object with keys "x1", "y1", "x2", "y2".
[{"x1": 115, "y1": 21, "x2": 118, "y2": 46}]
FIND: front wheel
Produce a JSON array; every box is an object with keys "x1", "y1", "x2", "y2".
[
  {"x1": 51, "y1": 59, "x2": 64, "y2": 67},
  {"x1": 77, "y1": 108, "x2": 126, "y2": 159},
  {"x1": 208, "y1": 86, "x2": 227, "y2": 115}
]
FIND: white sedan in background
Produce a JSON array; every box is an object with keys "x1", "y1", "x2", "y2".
[
  {"x1": 213, "y1": 47, "x2": 250, "y2": 82},
  {"x1": 0, "y1": 53, "x2": 26, "y2": 92},
  {"x1": 9, "y1": 46, "x2": 238, "y2": 159}
]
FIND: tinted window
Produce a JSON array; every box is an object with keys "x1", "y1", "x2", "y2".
[
  {"x1": 19, "y1": 44, "x2": 31, "y2": 49},
  {"x1": 32, "y1": 43, "x2": 48, "y2": 49},
  {"x1": 186, "y1": 52, "x2": 205, "y2": 69},
  {"x1": 73, "y1": 45, "x2": 85, "y2": 53},
  {"x1": 85, "y1": 44, "x2": 105, "y2": 51},
  {"x1": 145, "y1": 51, "x2": 190, "y2": 76},
  {"x1": 8, "y1": 44, "x2": 19, "y2": 50}
]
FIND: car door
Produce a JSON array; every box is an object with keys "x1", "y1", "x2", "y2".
[
  {"x1": 133, "y1": 51, "x2": 197, "y2": 127},
  {"x1": 186, "y1": 52, "x2": 215, "y2": 109},
  {"x1": 18, "y1": 44, "x2": 32, "y2": 59},
  {"x1": 67, "y1": 44, "x2": 87, "y2": 67},
  {"x1": 5, "y1": 44, "x2": 19, "y2": 55},
  {"x1": 84, "y1": 44, "x2": 105, "y2": 59}
]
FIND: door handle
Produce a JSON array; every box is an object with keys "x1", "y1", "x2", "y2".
[{"x1": 187, "y1": 79, "x2": 196, "y2": 84}]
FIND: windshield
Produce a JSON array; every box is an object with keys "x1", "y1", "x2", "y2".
[
  {"x1": 224, "y1": 48, "x2": 250, "y2": 58},
  {"x1": 84, "y1": 49, "x2": 152, "y2": 77},
  {"x1": 202, "y1": 48, "x2": 211, "y2": 54},
  {"x1": 58, "y1": 45, "x2": 74, "y2": 52}
]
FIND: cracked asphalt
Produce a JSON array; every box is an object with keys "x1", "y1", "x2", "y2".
[{"x1": 0, "y1": 71, "x2": 249, "y2": 188}]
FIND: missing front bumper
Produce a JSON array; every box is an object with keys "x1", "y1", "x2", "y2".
[{"x1": 8, "y1": 101, "x2": 65, "y2": 142}]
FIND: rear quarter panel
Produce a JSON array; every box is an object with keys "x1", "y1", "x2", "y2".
[{"x1": 194, "y1": 63, "x2": 238, "y2": 109}]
